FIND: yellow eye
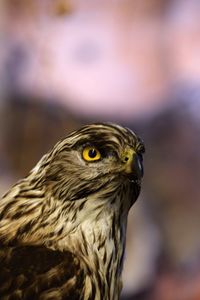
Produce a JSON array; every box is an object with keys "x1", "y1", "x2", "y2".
[{"x1": 82, "y1": 146, "x2": 101, "y2": 162}]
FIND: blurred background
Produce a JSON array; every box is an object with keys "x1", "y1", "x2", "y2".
[{"x1": 1, "y1": 0, "x2": 200, "y2": 299}]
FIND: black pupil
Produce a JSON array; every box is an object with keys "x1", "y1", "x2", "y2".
[{"x1": 88, "y1": 149, "x2": 97, "y2": 158}]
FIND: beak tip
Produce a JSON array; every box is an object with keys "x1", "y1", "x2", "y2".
[{"x1": 124, "y1": 153, "x2": 144, "y2": 180}]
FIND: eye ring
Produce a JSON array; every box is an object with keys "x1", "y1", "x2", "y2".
[{"x1": 82, "y1": 146, "x2": 101, "y2": 162}]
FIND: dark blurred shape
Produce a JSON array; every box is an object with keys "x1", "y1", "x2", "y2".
[
  {"x1": 139, "y1": 91, "x2": 200, "y2": 300},
  {"x1": 144, "y1": 91, "x2": 200, "y2": 271},
  {"x1": 0, "y1": 95, "x2": 81, "y2": 179},
  {"x1": 53, "y1": 0, "x2": 73, "y2": 17}
]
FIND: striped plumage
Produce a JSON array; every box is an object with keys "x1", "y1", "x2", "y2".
[{"x1": 0, "y1": 123, "x2": 145, "y2": 300}]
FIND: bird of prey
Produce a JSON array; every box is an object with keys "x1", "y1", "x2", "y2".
[{"x1": 0, "y1": 123, "x2": 145, "y2": 300}]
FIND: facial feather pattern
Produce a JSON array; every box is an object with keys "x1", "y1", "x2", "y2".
[{"x1": 0, "y1": 123, "x2": 145, "y2": 300}]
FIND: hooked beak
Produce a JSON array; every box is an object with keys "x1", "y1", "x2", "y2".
[{"x1": 122, "y1": 148, "x2": 144, "y2": 181}]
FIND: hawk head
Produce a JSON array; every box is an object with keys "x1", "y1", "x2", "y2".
[{"x1": 40, "y1": 123, "x2": 144, "y2": 208}]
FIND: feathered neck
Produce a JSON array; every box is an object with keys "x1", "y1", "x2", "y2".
[{"x1": 0, "y1": 175, "x2": 130, "y2": 300}]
